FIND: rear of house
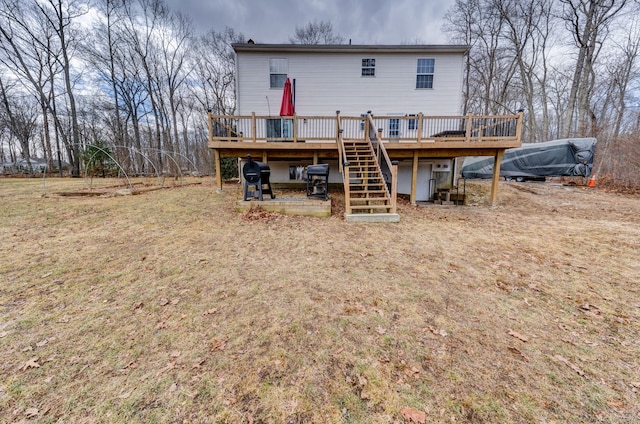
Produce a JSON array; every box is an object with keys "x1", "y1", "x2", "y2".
[
  {"x1": 209, "y1": 43, "x2": 522, "y2": 217},
  {"x1": 233, "y1": 43, "x2": 470, "y2": 200}
]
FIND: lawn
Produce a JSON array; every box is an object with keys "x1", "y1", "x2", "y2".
[{"x1": 1, "y1": 177, "x2": 639, "y2": 423}]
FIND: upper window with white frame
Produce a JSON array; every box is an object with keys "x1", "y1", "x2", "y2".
[
  {"x1": 361, "y1": 58, "x2": 376, "y2": 77},
  {"x1": 270, "y1": 58, "x2": 288, "y2": 88},
  {"x1": 416, "y1": 58, "x2": 435, "y2": 89}
]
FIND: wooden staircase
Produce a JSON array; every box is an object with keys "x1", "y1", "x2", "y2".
[{"x1": 341, "y1": 139, "x2": 399, "y2": 222}]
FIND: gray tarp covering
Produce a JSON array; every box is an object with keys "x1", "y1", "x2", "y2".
[{"x1": 461, "y1": 138, "x2": 597, "y2": 179}]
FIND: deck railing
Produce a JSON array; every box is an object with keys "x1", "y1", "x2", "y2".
[{"x1": 208, "y1": 112, "x2": 523, "y2": 144}]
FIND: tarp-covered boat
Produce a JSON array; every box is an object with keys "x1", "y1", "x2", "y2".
[{"x1": 461, "y1": 138, "x2": 597, "y2": 180}]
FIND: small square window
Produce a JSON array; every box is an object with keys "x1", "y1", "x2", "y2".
[{"x1": 362, "y1": 58, "x2": 375, "y2": 77}]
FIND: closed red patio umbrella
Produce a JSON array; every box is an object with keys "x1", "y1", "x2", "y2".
[{"x1": 279, "y1": 78, "x2": 295, "y2": 116}]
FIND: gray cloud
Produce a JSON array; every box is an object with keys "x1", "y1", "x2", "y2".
[{"x1": 166, "y1": 0, "x2": 455, "y2": 44}]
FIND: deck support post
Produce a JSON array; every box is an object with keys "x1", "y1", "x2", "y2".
[
  {"x1": 410, "y1": 151, "x2": 419, "y2": 205},
  {"x1": 391, "y1": 161, "x2": 398, "y2": 214},
  {"x1": 344, "y1": 164, "x2": 352, "y2": 214},
  {"x1": 490, "y1": 150, "x2": 504, "y2": 206},
  {"x1": 214, "y1": 149, "x2": 223, "y2": 193}
]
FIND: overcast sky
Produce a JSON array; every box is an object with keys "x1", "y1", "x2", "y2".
[{"x1": 165, "y1": 0, "x2": 456, "y2": 44}]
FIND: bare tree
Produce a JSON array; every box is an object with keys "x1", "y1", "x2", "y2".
[
  {"x1": 120, "y1": 0, "x2": 168, "y2": 169},
  {"x1": 444, "y1": 0, "x2": 519, "y2": 116},
  {"x1": 191, "y1": 27, "x2": 243, "y2": 115},
  {"x1": 289, "y1": 20, "x2": 344, "y2": 44},
  {"x1": 0, "y1": 0, "x2": 71, "y2": 173},
  {"x1": 32, "y1": 0, "x2": 88, "y2": 176},
  {"x1": 0, "y1": 76, "x2": 38, "y2": 172},
  {"x1": 157, "y1": 11, "x2": 192, "y2": 159},
  {"x1": 559, "y1": 0, "x2": 628, "y2": 137},
  {"x1": 494, "y1": 0, "x2": 555, "y2": 141}
]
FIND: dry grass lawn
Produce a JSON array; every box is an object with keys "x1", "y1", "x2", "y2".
[{"x1": 1, "y1": 177, "x2": 639, "y2": 423}]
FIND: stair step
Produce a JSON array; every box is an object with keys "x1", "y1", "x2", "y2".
[
  {"x1": 339, "y1": 138, "x2": 398, "y2": 219},
  {"x1": 349, "y1": 205, "x2": 392, "y2": 210},
  {"x1": 348, "y1": 184, "x2": 385, "y2": 188},
  {"x1": 348, "y1": 178, "x2": 384, "y2": 182},
  {"x1": 350, "y1": 201, "x2": 391, "y2": 206},
  {"x1": 350, "y1": 190, "x2": 388, "y2": 194}
]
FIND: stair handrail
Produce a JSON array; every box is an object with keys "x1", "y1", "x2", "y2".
[
  {"x1": 336, "y1": 111, "x2": 348, "y2": 175},
  {"x1": 366, "y1": 113, "x2": 396, "y2": 212},
  {"x1": 336, "y1": 113, "x2": 354, "y2": 214}
]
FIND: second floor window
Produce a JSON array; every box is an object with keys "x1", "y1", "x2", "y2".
[
  {"x1": 362, "y1": 58, "x2": 375, "y2": 77},
  {"x1": 416, "y1": 58, "x2": 435, "y2": 89},
  {"x1": 270, "y1": 58, "x2": 288, "y2": 88}
]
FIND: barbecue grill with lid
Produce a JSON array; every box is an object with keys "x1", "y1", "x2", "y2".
[
  {"x1": 243, "y1": 154, "x2": 275, "y2": 201},
  {"x1": 306, "y1": 163, "x2": 330, "y2": 200}
]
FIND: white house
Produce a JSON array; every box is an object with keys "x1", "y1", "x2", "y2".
[
  {"x1": 234, "y1": 43, "x2": 468, "y2": 118},
  {"x1": 209, "y1": 43, "x2": 522, "y2": 215}
]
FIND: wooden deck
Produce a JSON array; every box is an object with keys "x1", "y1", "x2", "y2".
[{"x1": 208, "y1": 112, "x2": 523, "y2": 207}]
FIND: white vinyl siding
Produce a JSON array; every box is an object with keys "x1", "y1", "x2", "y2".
[{"x1": 236, "y1": 51, "x2": 464, "y2": 116}]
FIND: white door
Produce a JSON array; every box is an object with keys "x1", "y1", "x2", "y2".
[{"x1": 397, "y1": 161, "x2": 433, "y2": 201}]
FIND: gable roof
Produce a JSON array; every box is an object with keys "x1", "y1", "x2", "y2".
[{"x1": 232, "y1": 43, "x2": 470, "y2": 55}]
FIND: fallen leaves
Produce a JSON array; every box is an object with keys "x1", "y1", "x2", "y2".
[
  {"x1": 508, "y1": 346, "x2": 529, "y2": 361},
  {"x1": 508, "y1": 329, "x2": 529, "y2": 343},
  {"x1": 21, "y1": 357, "x2": 41, "y2": 371},
  {"x1": 25, "y1": 407, "x2": 40, "y2": 418},
  {"x1": 553, "y1": 355, "x2": 585, "y2": 377},
  {"x1": 607, "y1": 400, "x2": 624, "y2": 408},
  {"x1": 401, "y1": 406, "x2": 426, "y2": 423},
  {"x1": 159, "y1": 298, "x2": 180, "y2": 307},
  {"x1": 423, "y1": 326, "x2": 448, "y2": 337},
  {"x1": 211, "y1": 337, "x2": 226, "y2": 351},
  {"x1": 358, "y1": 375, "x2": 370, "y2": 400}
]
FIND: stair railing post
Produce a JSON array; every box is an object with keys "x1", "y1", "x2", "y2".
[
  {"x1": 465, "y1": 112, "x2": 473, "y2": 142},
  {"x1": 344, "y1": 163, "x2": 351, "y2": 215},
  {"x1": 391, "y1": 160, "x2": 398, "y2": 214},
  {"x1": 252, "y1": 112, "x2": 257, "y2": 142},
  {"x1": 336, "y1": 111, "x2": 343, "y2": 174},
  {"x1": 207, "y1": 109, "x2": 213, "y2": 144}
]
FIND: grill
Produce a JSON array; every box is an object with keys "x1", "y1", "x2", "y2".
[
  {"x1": 306, "y1": 163, "x2": 330, "y2": 200},
  {"x1": 243, "y1": 154, "x2": 275, "y2": 201}
]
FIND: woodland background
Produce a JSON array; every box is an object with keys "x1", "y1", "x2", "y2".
[{"x1": 1, "y1": 0, "x2": 639, "y2": 188}]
